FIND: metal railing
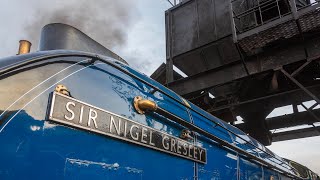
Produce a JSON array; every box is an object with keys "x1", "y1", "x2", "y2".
[
  {"x1": 230, "y1": 0, "x2": 319, "y2": 35},
  {"x1": 231, "y1": 0, "x2": 292, "y2": 34}
]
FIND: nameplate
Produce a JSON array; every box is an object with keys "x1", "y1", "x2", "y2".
[{"x1": 48, "y1": 92, "x2": 207, "y2": 164}]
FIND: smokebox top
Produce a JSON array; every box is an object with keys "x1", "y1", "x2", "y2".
[{"x1": 39, "y1": 23, "x2": 126, "y2": 63}]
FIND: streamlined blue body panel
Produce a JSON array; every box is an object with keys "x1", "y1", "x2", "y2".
[{"x1": 0, "y1": 51, "x2": 302, "y2": 179}]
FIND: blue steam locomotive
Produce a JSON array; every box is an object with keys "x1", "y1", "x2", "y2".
[{"x1": 0, "y1": 23, "x2": 318, "y2": 179}]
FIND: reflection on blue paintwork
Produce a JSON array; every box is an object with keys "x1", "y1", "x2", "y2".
[
  {"x1": 192, "y1": 111, "x2": 234, "y2": 144},
  {"x1": 0, "y1": 54, "x2": 300, "y2": 179},
  {"x1": 264, "y1": 168, "x2": 279, "y2": 180},
  {"x1": 197, "y1": 135, "x2": 238, "y2": 180},
  {"x1": 65, "y1": 158, "x2": 143, "y2": 179},
  {"x1": 0, "y1": 61, "x2": 194, "y2": 179},
  {"x1": 239, "y1": 158, "x2": 263, "y2": 180}
]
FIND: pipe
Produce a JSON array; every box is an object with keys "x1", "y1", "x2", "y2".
[{"x1": 17, "y1": 40, "x2": 31, "y2": 55}]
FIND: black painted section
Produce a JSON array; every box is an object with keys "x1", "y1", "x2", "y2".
[
  {"x1": 39, "y1": 23, "x2": 126, "y2": 63},
  {"x1": 165, "y1": 0, "x2": 240, "y2": 76},
  {"x1": 273, "y1": 126, "x2": 320, "y2": 142},
  {"x1": 158, "y1": 0, "x2": 320, "y2": 145}
]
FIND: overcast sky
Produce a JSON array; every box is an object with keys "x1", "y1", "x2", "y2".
[{"x1": 0, "y1": 0, "x2": 319, "y2": 175}]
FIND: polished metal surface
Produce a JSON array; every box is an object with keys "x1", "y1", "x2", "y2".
[
  {"x1": 17, "y1": 40, "x2": 31, "y2": 55},
  {"x1": 0, "y1": 49, "x2": 302, "y2": 179},
  {"x1": 133, "y1": 96, "x2": 158, "y2": 114},
  {"x1": 179, "y1": 129, "x2": 193, "y2": 140},
  {"x1": 0, "y1": 54, "x2": 196, "y2": 179},
  {"x1": 0, "y1": 50, "x2": 300, "y2": 177},
  {"x1": 54, "y1": 84, "x2": 70, "y2": 96},
  {"x1": 48, "y1": 92, "x2": 207, "y2": 164}
]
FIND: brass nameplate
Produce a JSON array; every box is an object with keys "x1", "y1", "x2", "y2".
[{"x1": 48, "y1": 92, "x2": 207, "y2": 164}]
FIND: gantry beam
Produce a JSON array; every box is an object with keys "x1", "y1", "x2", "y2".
[
  {"x1": 168, "y1": 38, "x2": 320, "y2": 96},
  {"x1": 273, "y1": 126, "x2": 320, "y2": 142}
]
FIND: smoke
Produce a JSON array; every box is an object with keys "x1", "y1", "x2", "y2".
[
  {"x1": 24, "y1": 0, "x2": 138, "y2": 51},
  {"x1": 0, "y1": 0, "x2": 167, "y2": 76}
]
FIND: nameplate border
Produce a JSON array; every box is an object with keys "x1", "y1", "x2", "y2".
[{"x1": 47, "y1": 92, "x2": 207, "y2": 164}]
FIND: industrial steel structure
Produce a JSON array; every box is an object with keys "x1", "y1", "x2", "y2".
[{"x1": 152, "y1": 0, "x2": 320, "y2": 145}]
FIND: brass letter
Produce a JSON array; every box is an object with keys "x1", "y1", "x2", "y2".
[
  {"x1": 162, "y1": 135, "x2": 170, "y2": 150},
  {"x1": 149, "y1": 131, "x2": 155, "y2": 146},
  {"x1": 182, "y1": 143, "x2": 188, "y2": 155},
  {"x1": 199, "y1": 149, "x2": 204, "y2": 161},
  {"x1": 188, "y1": 144, "x2": 193, "y2": 158},
  {"x1": 110, "y1": 116, "x2": 121, "y2": 135},
  {"x1": 124, "y1": 121, "x2": 128, "y2": 137},
  {"x1": 193, "y1": 147, "x2": 198, "y2": 159},
  {"x1": 141, "y1": 127, "x2": 148, "y2": 143},
  {"x1": 88, "y1": 108, "x2": 98, "y2": 128},
  {"x1": 177, "y1": 141, "x2": 182, "y2": 154},
  {"x1": 79, "y1": 106, "x2": 84, "y2": 124},
  {"x1": 130, "y1": 125, "x2": 139, "y2": 140},
  {"x1": 65, "y1": 102, "x2": 75, "y2": 121},
  {"x1": 171, "y1": 138, "x2": 176, "y2": 153}
]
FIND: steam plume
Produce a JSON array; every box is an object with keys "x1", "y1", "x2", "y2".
[{"x1": 24, "y1": 0, "x2": 138, "y2": 51}]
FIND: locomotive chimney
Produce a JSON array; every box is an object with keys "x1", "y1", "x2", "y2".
[{"x1": 17, "y1": 40, "x2": 32, "y2": 55}]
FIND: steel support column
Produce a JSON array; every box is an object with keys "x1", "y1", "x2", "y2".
[{"x1": 165, "y1": 10, "x2": 174, "y2": 84}]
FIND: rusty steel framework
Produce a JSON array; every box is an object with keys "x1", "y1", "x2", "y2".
[{"x1": 152, "y1": 0, "x2": 320, "y2": 145}]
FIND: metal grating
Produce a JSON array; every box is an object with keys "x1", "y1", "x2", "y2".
[
  {"x1": 238, "y1": 19, "x2": 299, "y2": 52},
  {"x1": 238, "y1": 9, "x2": 320, "y2": 53},
  {"x1": 299, "y1": 9, "x2": 320, "y2": 32}
]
